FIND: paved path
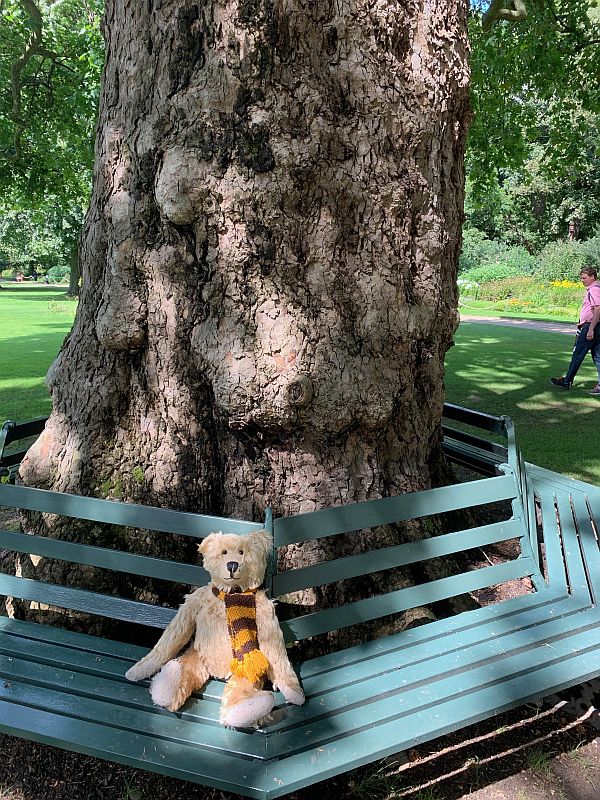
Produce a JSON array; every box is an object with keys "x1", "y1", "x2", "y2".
[{"x1": 460, "y1": 313, "x2": 576, "y2": 335}]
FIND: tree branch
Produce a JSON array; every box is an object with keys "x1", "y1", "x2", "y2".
[
  {"x1": 482, "y1": 0, "x2": 528, "y2": 31},
  {"x1": 8, "y1": 0, "x2": 58, "y2": 162}
]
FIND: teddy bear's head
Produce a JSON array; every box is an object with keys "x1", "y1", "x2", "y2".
[{"x1": 199, "y1": 529, "x2": 272, "y2": 592}]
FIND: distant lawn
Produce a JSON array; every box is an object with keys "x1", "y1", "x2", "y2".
[
  {"x1": 459, "y1": 298, "x2": 576, "y2": 324},
  {"x1": 1, "y1": 286, "x2": 597, "y2": 485},
  {"x1": 0, "y1": 285, "x2": 77, "y2": 422},
  {"x1": 446, "y1": 322, "x2": 600, "y2": 484}
]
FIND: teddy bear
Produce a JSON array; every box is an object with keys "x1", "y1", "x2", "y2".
[{"x1": 125, "y1": 528, "x2": 305, "y2": 728}]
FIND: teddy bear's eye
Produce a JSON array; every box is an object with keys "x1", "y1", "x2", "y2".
[
  {"x1": 221, "y1": 549, "x2": 227, "y2": 555},
  {"x1": 239, "y1": 549, "x2": 243, "y2": 555}
]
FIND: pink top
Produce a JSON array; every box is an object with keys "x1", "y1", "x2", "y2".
[{"x1": 580, "y1": 282, "x2": 600, "y2": 323}]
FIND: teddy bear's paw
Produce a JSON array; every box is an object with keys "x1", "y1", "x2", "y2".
[
  {"x1": 125, "y1": 655, "x2": 161, "y2": 682},
  {"x1": 222, "y1": 690, "x2": 275, "y2": 728},
  {"x1": 150, "y1": 659, "x2": 182, "y2": 708},
  {"x1": 280, "y1": 684, "x2": 305, "y2": 706}
]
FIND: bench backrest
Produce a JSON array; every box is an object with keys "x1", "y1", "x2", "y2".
[
  {"x1": 0, "y1": 407, "x2": 539, "y2": 645},
  {"x1": 0, "y1": 418, "x2": 47, "y2": 479},
  {"x1": 0, "y1": 482, "x2": 263, "y2": 629},
  {"x1": 272, "y1": 469, "x2": 533, "y2": 642}
]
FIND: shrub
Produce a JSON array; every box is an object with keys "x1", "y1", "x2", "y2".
[
  {"x1": 46, "y1": 265, "x2": 70, "y2": 283},
  {"x1": 581, "y1": 236, "x2": 600, "y2": 268},
  {"x1": 537, "y1": 241, "x2": 595, "y2": 282},
  {"x1": 498, "y1": 246, "x2": 538, "y2": 275},
  {"x1": 459, "y1": 228, "x2": 505, "y2": 273},
  {"x1": 476, "y1": 276, "x2": 536, "y2": 301},
  {"x1": 460, "y1": 263, "x2": 524, "y2": 285}
]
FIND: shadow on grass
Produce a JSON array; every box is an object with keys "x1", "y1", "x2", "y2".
[{"x1": 446, "y1": 323, "x2": 600, "y2": 484}]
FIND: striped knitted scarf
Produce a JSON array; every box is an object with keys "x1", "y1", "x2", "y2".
[{"x1": 212, "y1": 586, "x2": 270, "y2": 684}]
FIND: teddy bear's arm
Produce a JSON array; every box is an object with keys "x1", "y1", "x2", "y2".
[
  {"x1": 125, "y1": 592, "x2": 199, "y2": 682},
  {"x1": 255, "y1": 593, "x2": 305, "y2": 706}
]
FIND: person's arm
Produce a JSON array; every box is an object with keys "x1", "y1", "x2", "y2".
[{"x1": 587, "y1": 288, "x2": 600, "y2": 339}]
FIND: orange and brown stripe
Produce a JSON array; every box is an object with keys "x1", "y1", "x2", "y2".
[{"x1": 212, "y1": 586, "x2": 270, "y2": 683}]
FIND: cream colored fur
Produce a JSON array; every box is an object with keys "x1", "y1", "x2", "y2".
[{"x1": 125, "y1": 529, "x2": 305, "y2": 728}]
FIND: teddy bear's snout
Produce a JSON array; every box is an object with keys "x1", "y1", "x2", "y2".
[{"x1": 226, "y1": 561, "x2": 239, "y2": 577}]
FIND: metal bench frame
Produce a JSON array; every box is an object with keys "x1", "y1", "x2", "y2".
[{"x1": 0, "y1": 406, "x2": 599, "y2": 798}]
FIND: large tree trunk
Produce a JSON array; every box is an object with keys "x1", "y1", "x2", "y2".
[{"x1": 20, "y1": 0, "x2": 471, "y2": 636}]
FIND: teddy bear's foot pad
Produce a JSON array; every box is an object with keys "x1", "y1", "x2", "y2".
[
  {"x1": 223, "y1": 691, "x2": 275, "y2": 728},
  {"x1": 150, "y1": 660, "x2": 182, "y2": 708}
]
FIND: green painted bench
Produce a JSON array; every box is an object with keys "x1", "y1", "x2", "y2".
[
  {"x1": 0, "y1": 417, "x2": 47, "y2": 483},
  {"x1": 1, "y1": 406, "x2": 600, "y2": 798}
]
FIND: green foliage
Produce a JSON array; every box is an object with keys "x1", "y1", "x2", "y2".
[
  {"x1": 459, "y1": 227, "x2": 506, "y2": 272},
  {"x1": 0, "y1": 0, "x2": 104, "y2": 203},
  {"x1": 537, "y1": 241, "x2": 596, "y2": 282},
  {"x1": 0, "y1": 207, "x2": 66, "y2": 275},
  {"x1": 468, "y1": 1, "x2": 600, "y2": 195},
  {"x1": 473, "y1": 275, "x2": 536, "y2": 301},
  {"x1": 460, "y1": 262, "x2": 524, "y2": 284},
  {"x1": 0, "y1": 0, "x2": 104, "y2": 284},
  {"x1": 581, "y1": 235, "x2": 600, "y2": 265},
  {"x1": 460, "y1": 226, "x2": 538, "y2": 276},
  {"x1": 47, "y1": 264, "x2": 70, "y2": 282}
]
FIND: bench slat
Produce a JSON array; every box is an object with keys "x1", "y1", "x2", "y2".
[
  {"x1": 273, "y1": 518, "x2": 522, "y2": 595},
  {"x1": 0, "y1": 658, "x2": 267, "y2": 757},
  {"x1": 274, "y1": 474, "x2": 518, "y2": 545},
  {"x1": 0, "y1": 700, "x2": 270, "y2": 799},
  {"x1": 0, "y1": 418, "x2": 46, "y2": 446},
  {"x1": 556, "y1": 491, "x2": 591, "y2": 599},
  {"x1": 537, "y1": 490, "x2": 568, "y2": 590},
  {"x1": 442, "y1": 403, "x2": 506, "y2": 434},
  {"x1": 266, "y1": 639, "x2": 600, "y2": 799},
  {"x1": 0, "y1": 573, "x2": 176, "y2": 628},
  {"x1": 282, "y1": 557, "x2": 535, "y2": 641},
  {"x1": 272, "y1": 614, "x2": 600, "y2": 757},
  {"x1": 0, "y1": 615, "x2": 150, "y2": 661},
  {"x1": 0, "y1": 483, "x2": 259, "y2": 538},
  {"x1": 571, "y1": 492, "x2": 600, "y2": 603},
  {"x1": 0, "y1": 529, "x2": 209, "y2": 586}
]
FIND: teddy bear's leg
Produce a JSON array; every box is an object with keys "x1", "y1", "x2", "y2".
[
  {"x1": 220, "y1": 676, "x2": 275, "y2": 728},
  {"x1": 150, "y1": 647, "x2": 209, "y2": 712}
]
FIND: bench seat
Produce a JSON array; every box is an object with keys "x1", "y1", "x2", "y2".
[
  {"x1": 1, "y1": 407, "x2": 600, "y2": 798},
  {"x1": 0, "y1": 577, "x2": 598, "y2": 799}
]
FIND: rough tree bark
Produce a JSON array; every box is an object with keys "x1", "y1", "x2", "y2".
[{"x1": 19, "y1": 0, "x2": 471, "y2": 638}]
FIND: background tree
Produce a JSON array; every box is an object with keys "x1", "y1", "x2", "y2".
[{"x1": 0, "y1": 0, "x2": 103, "y2": 293}]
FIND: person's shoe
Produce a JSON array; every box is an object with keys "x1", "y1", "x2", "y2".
[
  {"x1": 550, "y1": 377, "x2": 571, "y2": 389},
  {"x1": 589, "y1": 384, "x2": 600, "y2": 395}
]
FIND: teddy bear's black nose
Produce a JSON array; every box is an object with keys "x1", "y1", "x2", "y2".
[{"x1": 226, "y1": 561, "x2": 239, "y2": 576}]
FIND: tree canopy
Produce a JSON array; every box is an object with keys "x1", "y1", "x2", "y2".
[
  {"x1": 468, "y1": 0, "x2": 600, "y2": 194},
  {"x1": 1, "y1": 0, "x2": 599, "y2": 277}
]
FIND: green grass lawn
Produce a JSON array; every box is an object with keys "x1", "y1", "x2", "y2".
[
  {"x1": 445, "y1": 322, "x2": 600, "y2": 484},
  {"x1": 1, "y1": 286, "x2": 597, "y2": 485},
  {"x1": 459, "y1": 298, "x2": 577, "y2": 324},
  {"x1": 0, "y1": 285, "x2": 77, "y2": 422}
]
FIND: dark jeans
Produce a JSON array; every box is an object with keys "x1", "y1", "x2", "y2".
[{"x1": 564, "y1": 322, "x2": 600, "y2": 385}]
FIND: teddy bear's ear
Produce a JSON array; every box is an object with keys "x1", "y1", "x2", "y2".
[
  {"x1": 247, "y1": 528, "x2": 272, "y2": 560},
  {"x1": 198, "y1": 533, "x2": 216, "y2": 556}
]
